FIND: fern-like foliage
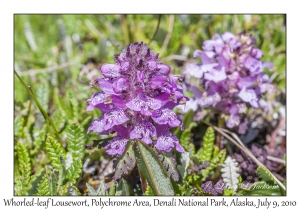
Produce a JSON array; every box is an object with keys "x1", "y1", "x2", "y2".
[
  {"x1": 15, "y1": 142, "x2": 31, "y2": 195},
  {"x1": 14, "y1": 116, "x2": 25, "y2": 138},
  {"x1": 199, "y1": 127, "x2": 215, "y2": 163},
  {"x1": 158, "y1": 152, "x2": 180, "y2": 181},
  {"x1": 52, "y1": 109, "x2": 66, "y2": 132},
  {"x1": 257, "y1": 166, "x2": 276, "y2": 183},
  {"x1": 35, "y1": 175, "x2": 51, "y2": 196},
  {"x1": 221, "y1": 156, "x2": 240, "y2": 192},
  {"x1": 45, "y1": 136, "x2": 65, "y2": 170},
  {"x1": 66, "y1": 159, "x2": 83, "y2": 184},
  {"x1": 53, "y1": 87, "x2": 72, "y2": 119},
  {"x1": 66, "y1": 123, "x2": 85, "y2": 161},
  {"x1": 201, "y1": 148, "x2": 226, "y2": 180},
  {"x1": 145, "y1": 186, "x2": 154, "y2": 196},
  {"x1": 113, "y1": 142, "x2": 136, "y2": 180},
  {"x1": 179, "y1": 122, "x2": 197, "y2": 150},
  {"x1": 67, "y1": 90, "x2": 79, "y2": 122},
  {"x1": 31, "y1": 127, "x2": 47, "y2": 156},
  {"x1": 35, "y1": 82, "x2": 50, "y2": 112}
]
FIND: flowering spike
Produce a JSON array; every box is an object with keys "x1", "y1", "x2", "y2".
[
  {"x1": 87, "y1": 42, "x2": 187, "y2": 155},
  {"x1": 184, "y1": 31, "x2": 274, "y2": 134}
]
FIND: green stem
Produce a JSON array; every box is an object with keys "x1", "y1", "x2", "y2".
[
  {"x1": 148, "y1": 14, "x2": 161, "y2": 45},
  {"x1": 14, "y1": 70, "x2": 61, "y2": 142}
]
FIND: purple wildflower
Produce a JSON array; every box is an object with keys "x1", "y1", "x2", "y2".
[
  {"x1": 87, "y1": 42, "x2": 187, "y2": 155},
  {"x1": 184, "y1": 31, "x2": 274, "y2": 134},
  {"x1": 201, "y1": 179, "x2": 225, "y2": 195}
]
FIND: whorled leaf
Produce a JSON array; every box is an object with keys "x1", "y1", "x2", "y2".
[
  {"x1": 14, "y1": 116, "x2": 25, "y2": 138},
  {"x1": 15, "y1": 142, "x2": 31, "y2": 191},
  {"x1": 35, "y1": 81, "x2": 50, "y2": 112},
  {"x1": 35, "y1": 175, "x2": 51, "y2": 196},
  {"x1": 66, "y1": 159, "x2": 82, "y2": 184},
  {"x1": 45, "y1": 136, "x2": 65, "y2": 170},
  {"x1": 113, "y1": 142, "x2": 136, "y2": 180},
  {"x1": 66, "y1": 123, "x2": 86, "y2": 161},
  {"x1": 199, "y1": 127, "x2": 215, "y2": 163}
]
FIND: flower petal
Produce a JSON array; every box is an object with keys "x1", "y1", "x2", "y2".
[
  {"x1": 104, "y1": 136, "x2": 129, "y2": 156},
  {"x1": 151, "y1": 108, "x2": 181, "y2": 127},
  {"x1": 238, "y1": 87, "x2": 258, "y2": 108},
  {"x1": 155, "y1": 131, "x2": 183, "y2": 152},
  {"x1": 112, "y1": 77, "x2": 128, "y2": 94},
  {"x1": 101, "y1": 64, "x2": 121, "y2": 78},
  {"x1": 204, "y1": 66, "x2": 227, "y2": 83}
]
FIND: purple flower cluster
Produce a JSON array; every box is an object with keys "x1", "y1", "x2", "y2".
[
  {"x1": 184, "y1": 31, "x2": 274, "y2": 134},
  {"x1": 87, "y1": 42, "x2": 187, "y2": 156},
  {"x1": 201, "y1": 179, "x2": 224, "y2": 195}
]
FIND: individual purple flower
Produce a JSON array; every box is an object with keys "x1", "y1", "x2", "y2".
[
  {"x1": 184, "y1": 31, "x2": 274, "y2": 134},
  {"x1": 87, "y1": 42, "x2": 187, "y2": 155}
]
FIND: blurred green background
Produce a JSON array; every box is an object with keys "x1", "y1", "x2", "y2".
[{"x1": 14, "y1": 14, "x2": 286, "y2": 195}]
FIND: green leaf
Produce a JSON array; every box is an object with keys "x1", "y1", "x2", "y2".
[
  {"x1": 201, "y1": 149, "x2": 226, "y2": 180},
  {"x1": 66, "y1": 183, "x2": 81, "y2": 196},
  {"x1": 177, "y1": 151, "x2": 190, "y2": 179},
  {"x1": 31, "y1": 126, "x2": 47, "y2": 156},
  {"x1": 53, "y1": 87, "x2": 72, "y2": 119},
  {"x1": 58, "y1": 156, "x2": 67, "y2": 186},
  {"x1": 14, "y1": 116, "x2": 25, "y2": 138},
  {"x1": 66, "y1": 123, "x2": 85, "y2": 161},
  {"x1": 86, "y1": 183, "x2": 97, "y2": 196},
  {"x1": 67, "y1": 90, "x2": 79, "y2": 122},
  {"x1": 109, "y1": 182, "x2": 115, "y2": 196},
  {"x1": 145, "y1": 186, "x2": 154, "y2": 196},
  {"x1": 115, "y1": 179, "x2": 131, "y2": 196},
  {"x1": 52, "y1": 109, "x2": 66, "y2": 132},
  {"x1": 96, "y1": 182, "x2": 106, "y2": 196},
  {"x1": 199, "y1": 127, "x2": 215, "y2": 163},
  {"x1": 257, "y1": 166, "x2": 276, "y2": 183},
  {"x1": 15, "y1": 142, "x2": 31, "y2": 192},
  {"x1": 114, "y1": 142, "x2": 136, "y2": 180},
  {"x1": 27, "y1": 169, "x2": 45, "y2": 195},
  {"x1": 35, "y1": 81, "x2": 50, "y2": 112},
  {"x1": 46, "y1": 167, "x2": 58, "y2": 196},
  {"x1": 24, "y1": 126, "x2": 33, "y2": 147},
  {"x1": 66, "y1": 159, "x2": 82, "y2": 184},
  {"x1": 45, "y1": 136, "x2": 65, "y2": 170},
  {"x1": 237, "y1": 181, "x2": 282, "y2": 196},
  {"x1": 35, "y1": 175, "x2": 51, "y2": 196},
  {"x1": 174, "y1": 110, "x2": 194, "y2": 138},
  {"x1": 134, "y1": 140, "x2": 174, "y2": 195}
]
